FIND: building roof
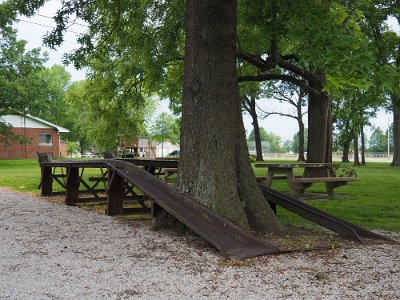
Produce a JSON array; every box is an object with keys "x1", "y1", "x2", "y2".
[
  {"x1": 0, "y1": 114, "x2": 70, "y2": 133},
  {"x1": 26, "y1": 114, "x2": 70, "y2": 133}
]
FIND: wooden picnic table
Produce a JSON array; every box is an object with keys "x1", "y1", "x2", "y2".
[
  {"x1": 39, "y1": 158, "x2": 179, "y2": 213},
  {"x1": 117, "y1": 158, "x2": 178, "y2": 176},
  {"x1": 39, "y1": 160, "x2": 108, "y2": 203},
  {"x1": 255, "y1": 163, "x2": 356, "y2": 197}
]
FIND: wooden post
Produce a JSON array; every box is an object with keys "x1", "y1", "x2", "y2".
[
  {"x1": 151, "y1": 201, "x2": 163, "y2": 218},
  {"x1": 107, "y1": 171, "x2": 124, "y2": 215},
  {"x1": 41, "y1": 166, "x2": 53, "y2": 196},
  {"x1": 65, "y1": 167, "x2": 80, "y2": 205}
]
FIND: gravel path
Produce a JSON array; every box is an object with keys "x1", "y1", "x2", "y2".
[{"x1": 1, "y1": 187, "x2": 399, "y2": 299}]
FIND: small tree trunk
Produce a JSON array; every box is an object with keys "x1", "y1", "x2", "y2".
[
  {"x1": 297, "y1": 121, "x2": 306, "y2": 162},
  {"x1": 391, "y1": 94, "x2": 400, "y2": 167},
  {"x1": 361, "y1": 124, "x2": 366, "y2": 166},
  {"x1": 339, "y1": 119, "x2": 352, "y2": 162},
  {"x1": 248, "y1": 95, "x2": 264, "y2": 161},
  {"x1": 169, "y1": 0, "x2": 281, "y2": 233},
  {"x1": 353, "y1": 131, "x2": 360, "y2": 166},
  {"x1": 342, "y1": 139, "x2": 351, "y2": 163}
]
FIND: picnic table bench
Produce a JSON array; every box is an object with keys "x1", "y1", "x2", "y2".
[{"x1": 255, "y1": 163, "x2": 357, "y2": 197}]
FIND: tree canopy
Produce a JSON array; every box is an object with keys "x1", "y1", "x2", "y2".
[{"x1": 0, "y1": 27, "x2": 47, "y2": 113}]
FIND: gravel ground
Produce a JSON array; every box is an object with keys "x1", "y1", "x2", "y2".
[{"x1": 1, "y1": 187, "x2": 399, "y2": 299}]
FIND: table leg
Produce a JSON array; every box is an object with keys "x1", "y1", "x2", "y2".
[
  {"x1": 65, "y1": 167, "x2": 80, "y2": 205},
  {"x1": 265, "y1": 170, "x2": 274, "y2": 188},
  {"x1": 41, "y1": 166, "x2": 53, "y2": 196},
  {"x1": 286, "y1": 171, "x2": 295, "y2": 195},
  {"x1": 107, "y1": 170, "x2": 124, "y2": 215}
]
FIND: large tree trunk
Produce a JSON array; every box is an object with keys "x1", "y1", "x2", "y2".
[
  {"x1": 391, "y1": 94, "x2": 400, "y2": 167},
  {"x1": 175, "y1": 0, "x2": 280, "y2": 232},
  {"x1": 306, "y1": 75, "x2": 332, "y2": 163}
]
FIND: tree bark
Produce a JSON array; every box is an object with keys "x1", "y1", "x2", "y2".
[
  {"x1": 174, "y1": 0, "x2": 280, "y2": 232},
  {"x1": 306, "y1": 74, "x2": 332, "y2": 163},
  {"x1": 391, "y1": 94, "x2": 400, "y2": 167}
]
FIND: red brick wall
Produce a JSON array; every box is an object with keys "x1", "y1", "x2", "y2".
[
  {"x1": 60, "y1": 140, "x2": 68, "y2": 158},
  {"x1": 0, "y1": 127, "x2": 60, "y2": 160}
]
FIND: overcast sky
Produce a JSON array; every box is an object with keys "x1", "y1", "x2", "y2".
[{"x1": 14, "y1": 2, "x2": 397, "y2": 141}]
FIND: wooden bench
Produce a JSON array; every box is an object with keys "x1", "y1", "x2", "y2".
[{"x1": 291, "y1": 177, "x2": 357, "y2": 197}]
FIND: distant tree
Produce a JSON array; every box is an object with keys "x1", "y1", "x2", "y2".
[
  {"x1": 149, "y1": 112, "x2": 180, "y2": 157},
  {"x1": 247, "y1": 127, "x2": 268, "y2": 143},
  {"x1": 29, "y1": 65, "x2": 71, "y2": 123},
  {"x1": 0, "y1": 27, "x2": 46, "y2": 113},
  {"x1": 282, "y1": 139, "x2": 293, "y2": 152},
  {"x1": 66, "y1": 141, "x2": 80, "y2": 157},
  {"x1": 368, "y1": 127, "x2": 387, "y2": 153},
  {"x1": 62, "y1": 81, "x2": 94, "y2": 154},
  {"x1": 247, "y1": 128, "x2": 283, "y2": 153},
  {"x1": 291, "y1": 129, "x2": 308, "y2": 154}
]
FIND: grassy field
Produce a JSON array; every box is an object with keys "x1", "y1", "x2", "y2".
[
  {"x1": 0, "y1": 159, "x2": 399, "y2": 232},
  {"x1": 253, "y1": 161, "x2": 400, "y2": 232}
]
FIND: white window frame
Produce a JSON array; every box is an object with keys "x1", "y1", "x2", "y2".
[{"x1": 39, "y1": 133, "x2": 53, "y2": 146}]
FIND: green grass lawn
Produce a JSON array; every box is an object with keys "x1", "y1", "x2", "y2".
[
  {"x1": 0, "y1": 159, "x2": 41, "y2": 194},
  {"x1": 0, "y1": 159, "x2": 399, "y2": 232}
]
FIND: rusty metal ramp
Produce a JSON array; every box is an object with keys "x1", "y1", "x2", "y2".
[
  {"x1": 259, "y1": 184, "x2": 393, "y2": 243},
  {"x1": 105, "y1": 160, "x2": 281, "y2": 259}
]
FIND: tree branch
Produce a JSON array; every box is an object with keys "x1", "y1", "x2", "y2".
[
  {"x1": 280, "y1": 54, "x2": 299, "y2": 61},
  {"x1": 238, "y1": 74, "x2": 320, "y2": 97},
  {"x1": 275, "y1": 58, "x2": 316, "y2": 82},
  {"x1": 237, "y1": 52, "x2": 276, "y2": 71}
]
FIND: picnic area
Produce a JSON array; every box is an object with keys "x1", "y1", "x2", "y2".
[{"x1": 1, "y1": 0, "x2": 400, "y2": 298}]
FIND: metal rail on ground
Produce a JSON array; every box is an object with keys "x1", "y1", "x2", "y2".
[
  {"x1": 258, "y1": 184, "x2": 393, "y2": 243},
  {"x1": 105, "y1": 160, "x2": 281, "y2": 259}
]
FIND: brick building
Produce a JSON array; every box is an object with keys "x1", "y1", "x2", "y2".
[{"x1": 0, "y1": 114, "x2": 69, "y2": 160}]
